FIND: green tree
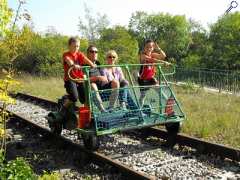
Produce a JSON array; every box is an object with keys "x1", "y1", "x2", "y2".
[
  {"x1": 208, "y1": 12, "x2": 240, "y2": 70},
  {"x1": 78, "y1": 4, "x2": 110, "y2": 42},
  {"x1": 0, "y1": 0, "x2": 31, "y2": 69},
  {"x1": 183, "y1": 19, "x2": 209, "y2": 68},
  {"x1": 97, "y1": 26, "x2": 139, "y2": 64},
  {"x1": 13, "y1": 29, "x2": 69, "y2": 75},
  {"x1": 0, "y1": 0, "x2": 13, "y2": 38},
  {"x1": 129, "y1": 11, "x2": 191, "y2": 64}
]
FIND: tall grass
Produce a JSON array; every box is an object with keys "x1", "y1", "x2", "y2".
[
  {"x1": 174, "y1": 85, "x2": 240, "y2": 148},
  {"x1": 15, "y1": 75, "x2": 240, "y2": 148},
  {"x1": 15, "y1": 75, "x2": 65, "y2": 101}
]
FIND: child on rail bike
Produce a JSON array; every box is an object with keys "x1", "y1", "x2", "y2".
[
  {"x1": 138, "y1": 39, "x2": 170, "y2": 106},
  {"x1": 62, "y1": 37, "x2": 95, "y2": 107}
]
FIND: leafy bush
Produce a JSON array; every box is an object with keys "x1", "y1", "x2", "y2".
[
  {"x1": 0, "y1": 151, "x2": 37, "y2": 180},
  {"x1": 38, "y1": 171, "x2": 61, "y2": 180},
  {"x1": 97, "y1": 26, "x2": 139, "y2": 64},
  {"x1": 0, "y1": 151, "x2": 61, "y2": 180},
  {"x1": 13, "y1": 29, "x2": 68, "y2": 76}
]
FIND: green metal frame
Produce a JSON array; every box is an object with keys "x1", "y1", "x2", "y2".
[{"x1": 77, "y1": 63, "x2": 185, "y2": 136}]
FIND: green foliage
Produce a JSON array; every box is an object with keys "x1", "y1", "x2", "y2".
[
  {"x1": 0, "y1": 24, "x2": 90, "y2": 76},
  {"x1": 0, "y1": 72, "x2": 20, "y2": 158},
  {"x1": 180, "y1": 81, "x2": 201, "y2": 94},
  {"x1": 182, "y1": 54, "x2": 201, "y2": 68},
  {"x1": 78, "y1": 4, "x2": 110, "y2": 42},
  {"x1": 0, "y1": 155, "x2": 37, "y2": 180},
  {"x1": 0, "y1": 151, "x2": 60, "y2": 180},
  {"x1": 0, "y1": 150, "x2": 4, "y2": 166},
  {"x1": 1, "y1": 7, "x2": 240, "y2": 75},
  {"x1": 183, "y1": 19, "x2": 209, "y2": 68},
  {"x1": 208, "y1": 12, "x2": 240, "y2": 70},
  {"x1": 129, "y1": 11, "x2": 191, "y2": 64},
  {"x1": 0, "y1": 26, "x2": 32, "y2": 68},
  {"x1": 0, "y1": 0, "x2": 13, "y2": 38},
  {"x1": 38, "y1": 171, "x2": 61, "y2": 180},
  {"x1": 97, "y1": 26, "x2": 139, "y2": 64},
  {"x1": 9, "y1": 26, "x2": 68, "y2": 75}
]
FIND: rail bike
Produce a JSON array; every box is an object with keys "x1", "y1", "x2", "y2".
[{"x1": 46, "y1": 63, "x2": 185, "y2": 150}]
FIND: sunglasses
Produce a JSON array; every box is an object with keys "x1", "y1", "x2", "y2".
[
  {"x1": 89, "y1": 50, "x2": 98, "y2": 53},
  {"x1": 108, "y1": 55, "x2": 116, "y2": 59}
]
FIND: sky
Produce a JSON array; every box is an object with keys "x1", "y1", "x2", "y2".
[{"x1": 8, "y1": 0, "x2": 239, "y2": 36}]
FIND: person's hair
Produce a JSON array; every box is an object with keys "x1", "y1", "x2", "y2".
[
  {"x1": 106, "y1": 50, "x2": 118, "y2": 60},
  {"x1": 144, "y1": 39, "x2": 154, "y2": 46},
  {"x1": 139, "y1": 39, "x2": 154, "y2": 53},
  {"x1": 68, "y1": 37, "x2": 79, "y2": 46},
  {"x1": 87, "y1": 45, "x2": 97, "y2": 53}
]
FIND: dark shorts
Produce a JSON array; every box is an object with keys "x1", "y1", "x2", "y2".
[
  {"x1": 94, "y1": 81, "x2": 113, "y2": 102},
  {"x1": 138, "y1": 77, "x2": 158, "y2": 92},
  {"x1": 64, "y1": 80, "x2": 85, "y2": 104},
  {"x1": 95, "y1": 81, "x2": 112, "y2": 90}
]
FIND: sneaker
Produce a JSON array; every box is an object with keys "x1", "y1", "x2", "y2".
[
  {"x1": 141, "y1": 112, "x2": 147, "y2": 117},
  {"x1": 139, "y1": 97, "x2": 145, "y2": 107},
  {"x1": 120, "y1": 102, "x2": 127, "y2": 111},
  {"x1": 106, "y1": 107, "x2": 114, "y2": 113},
  {"x1": 100, "y1": 109, "x2": 107, "y2": 113}
]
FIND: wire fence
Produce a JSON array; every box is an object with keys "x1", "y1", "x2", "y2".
[
  {"x1": 173, "y1": 67, "x2": 240, "y2": 93},
  {"x1": 19, "y1": 65, "x2": 240, "y2": 94}
]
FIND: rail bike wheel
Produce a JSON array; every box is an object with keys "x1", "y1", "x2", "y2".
[
  {"x1": 47, "y1": 112, "x2": 63, "y2": 135},
  {"x1": 82, "y1": 134, "x2": 99, "y2": 150},
  {"x1": 165, "y1": 122, "x2": 181, "y2": 134},
  {"x1": 139, "y1": 127, "x2": 151, "y2": 138},
  {"x1": 164, "y1": 122, "x2": 181, "y2": 147}
]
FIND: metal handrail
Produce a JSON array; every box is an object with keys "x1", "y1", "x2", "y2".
[{"x1": 67, "y1": 66, "x2": 86, "y2": 83}]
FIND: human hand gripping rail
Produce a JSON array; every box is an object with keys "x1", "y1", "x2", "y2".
[
  {"x1": 66, "y1": 53, "x2": 96, "y2": 83},
  {"x1": 67, "y1": 65, "x2": 87, "y2": 83}
]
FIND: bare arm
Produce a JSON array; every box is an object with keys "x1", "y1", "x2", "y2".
[
  {"x1": 152, "y1": 43, "x2": 167, "y2": 60},
  {"x1": 140, "y1": 54, "x2": 159, "y2": 63},
  {"x1": 140, "y1": 53, "x2": 170, "y2": 65},
  {"x1": 64, "y1": 56, "x2": 74, "y2": 66},
  {"x1": 152, "y1": 51, "x2": 166, "y2": 60},
  {"x1": 64, "y1": 56, "x2": 82, "y2": 69},
  {"x1": 90, "y1": 76, "x2": 108, "y2": 83}
]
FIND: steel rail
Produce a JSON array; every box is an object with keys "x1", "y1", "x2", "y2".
[
  {"x1": 6, "y1": 107, "x2": 154, "y2": 180},
  {"x1": 148, "y1": 127, "x2": 240, "y2": 161},
  {"x1": 14, "y1": 93, "x2": 240, "y2": 162}
]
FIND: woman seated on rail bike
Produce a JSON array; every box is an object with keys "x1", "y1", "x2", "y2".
[
  {"x1": 85, "y1": 45, "x2": 119, "y2": 113},
  {"x1": 62, "y1": 37, "x2": 95, "y2": 107},
  {"x1": 102, "y1": 50, "x2": 138, "y2": 111},
  {"x1": 138, "y1": 39, "x2": 170, "y2": 107}
]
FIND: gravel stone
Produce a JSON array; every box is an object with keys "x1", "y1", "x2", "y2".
[{"x1": 6, "y1": 98, "x2": 240, "y2": 179}]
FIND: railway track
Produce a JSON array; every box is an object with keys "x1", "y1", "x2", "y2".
[
  {"x1": 5, "y1": 93, "x2": 153, "y2": 180},
  {"x1": 4, "y1": 92, "x2": 240, "y2": 179}
]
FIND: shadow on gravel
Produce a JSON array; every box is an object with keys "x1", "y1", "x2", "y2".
[{"x1": 5, "y1": 118, "x2": 123, "y2": 179}]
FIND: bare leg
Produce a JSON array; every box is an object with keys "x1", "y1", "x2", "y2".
[
  {"x1": 108, "y1": 80, "x2": 119, "y2": 109},
  {"x1": 91, "y1": 83, "x2": 106, "y2": 112},
  {"x1": 139, "y1": 90, "x2": 146, "y2": 107}
]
